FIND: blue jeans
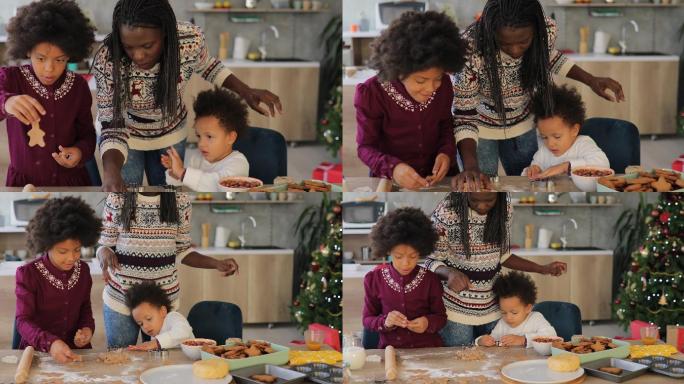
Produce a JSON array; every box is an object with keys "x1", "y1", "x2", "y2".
[
  {"x1": 439, "y1": 319, "x2": 498, "y2": 347},
  {"x1": 103, "y1": 304, "x2": 150, "y2": 348},
  {"x1": 477, "y1": 128, "x2": 538, "y2": 176},
  {"x1": 121, "y1": 139, "x2": 186, "y2": 186}
]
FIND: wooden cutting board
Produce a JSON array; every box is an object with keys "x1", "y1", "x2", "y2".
[{"x1": 502, "y1": 374, "x2": 586, "y2": 384}]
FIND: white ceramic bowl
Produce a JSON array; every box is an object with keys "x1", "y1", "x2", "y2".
[
  {"x1": 194, "y1": 2, "x2": 214, "y2": 10},
  {"x1": 180, "y1": 338, "x2": 217, "y2": 360},
  {"x1": 218, "y1": 176, "x2": 264, "y2": 192},
  {"x1": 531, "y1": 336, "x2": 564, "y2": 356},
  {"x1": 570, "y1": 166, "x2": 615, "y2": 192}
]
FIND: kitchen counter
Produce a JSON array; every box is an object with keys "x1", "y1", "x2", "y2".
[
  {"x1": 0, "y1": 260, "x2": 102, "y2": 276},
  {"x1": 222, "y1": 59, "x2": 320, "y2": 68},
  {"x1": 566, "y1": 53, "x2": 679, "y2": 62},
  {"x1": 195, "y1": 247, "x2": 294, "y2": 255}
]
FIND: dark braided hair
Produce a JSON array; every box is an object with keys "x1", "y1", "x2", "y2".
[
  {"x1": 446, "y1": 192, "x2": 510, "y2": 259},
  {"x1": 98, "y1": 0, "x2": 180, "y2": 128},
  {"x1": 121, "y1": 192, "x2": 179, "y2": 231},
  {"x1": 468, "y1": 0, "x2": 554, "y2": 130}
]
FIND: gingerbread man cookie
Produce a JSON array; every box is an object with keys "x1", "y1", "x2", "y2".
[{"x1": 27, "y1": 121, "x2": 46, "y2": 147}]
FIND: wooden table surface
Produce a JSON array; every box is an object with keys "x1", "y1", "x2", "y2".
[
  {"x1": 342, "y1": 176, "x2": 581, "y2": 192},
  {"x1": 347, "y1": 347, "x2": 684, "y2": 384}
]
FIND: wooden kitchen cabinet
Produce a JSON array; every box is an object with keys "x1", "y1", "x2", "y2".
[
  {"x1": 555, "y1": 59, "x2": 679, "y2": 135},
  {"x1": 178, "y1": 252, "x2": 294, "y2": 324},
  {"x1": 504, "y1": 253, "x2": 613, "y2": 320}
]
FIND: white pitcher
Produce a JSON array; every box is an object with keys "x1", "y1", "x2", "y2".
[{"x1": 593, "y1": 30, "x2": 611, "y2": 54}]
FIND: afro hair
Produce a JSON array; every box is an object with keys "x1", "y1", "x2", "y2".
[
  {"x1": 26, "y1": 196, "x2": 102, "y2": 255},
  {"x1": 125, "y1": 281, "x2": 172, "y2": 312},
  {"x1": 492, "y1": 271, "x2": 538, "y2": 306},
  {"x1": 193, "y1": 87, "x2": 249, "y2": 137},
  {"x1": 370, "y1": 207, "x2": 438, "y2": 259},
  {"x1": 369, "y1": 11, "x2": 467, "y2": 82},
  {"x1": 533, "y1": 85, "x2": 587, "y2": 127},
  {"x1": 6, "y1": 0, "x2": 96, "y2": 61}
]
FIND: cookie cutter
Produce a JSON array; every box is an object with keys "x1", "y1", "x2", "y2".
[{"x1": 147, "y1": 349, "x2": 169, "y2": 360}]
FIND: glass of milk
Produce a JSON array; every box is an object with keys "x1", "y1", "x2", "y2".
[{"x1": 342, "y1": 334, "x2": 366, "y2": 370}]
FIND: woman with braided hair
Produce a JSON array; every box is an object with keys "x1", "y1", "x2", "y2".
[{"x1": 451, "y1": 0, "x2": 624, "y2": 190}]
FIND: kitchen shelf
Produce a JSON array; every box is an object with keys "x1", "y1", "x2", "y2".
[
  {"x1": 513, "y1": 203, "x2": 622, "y2": 207},
  {"x1": 0, "y1": 227, "x2": 26, "y2": 233},
  {"x1": 191, "y1": 200, "x2": 302, "y2": 204},
  {"x1": 188, "y1": 8, "x2": 327, "y2": 13},
  {"x1": 343, "y1": 228, "x2": 373, "y2": 235},
  {"x1": 548, "y1": 3, "x2": 683, "y2": 7}
]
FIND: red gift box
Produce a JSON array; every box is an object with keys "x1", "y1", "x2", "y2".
[
  {"x1": 630, "y1": 320, "x2": 652, "y2": 340},
  {"x1": 667, "y1": 325, "x2": 684, "y2": 353},
  {"x1": 672, "y1": 158, "x2": 684, "y2": 172},
  {"x1": 308, "y1": 323, "x2": 340, "y2": 351},
  {"x1": 312, "y1": 162, "x2": 342, "y2": 184}
]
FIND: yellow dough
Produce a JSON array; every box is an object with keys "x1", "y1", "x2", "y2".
[
  {"x1": 547, "y1": 354, "x2": 580, "y2": 372},
  {"x1": 193, "y1": 359, "x2": 229, "y2": 379}
]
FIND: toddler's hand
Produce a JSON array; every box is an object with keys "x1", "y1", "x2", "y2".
[
  {"x1": 478, "y1": 335, "x2": 496, "y2": 347},
  {"x1": 527, "y1": 165, "x2": 542, "y2": 180},
  {"x1": 501, "y1": 334, "x2": 526, "y2": 347},
  {"x1": 538, "y1": 162, "x2": 570, "y2": 179}
]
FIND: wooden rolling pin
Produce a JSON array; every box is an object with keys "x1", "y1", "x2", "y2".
[
  {"x1": 385, "y1": 345, "x2": 397, "y2": 380},
  {"x1": 15, "y1": 346, "x2": 34, "y2": 383}
]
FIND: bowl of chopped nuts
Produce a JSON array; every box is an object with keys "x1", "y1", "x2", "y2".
[{"x1": 218, "y1": 176, "x2": 264, "y2": 192}]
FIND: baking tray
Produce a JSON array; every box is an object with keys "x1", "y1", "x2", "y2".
[
  {"x1": 200, "y1": 342, "x2": 290, "y2": 370},
  {"x1": 633, "y1": 355, "x2": 684, "y2": 379},
  {"x1": 551, "y1": 338, "x2": 630, "y2": 364},
  {"x1": 292, "y1": 362, "x2": 343, "y2": 384},
  {"x1": 231, "y1": 364, "x2": 307, "y2": 384},
  {"x1": 582, "y1": 358, "x2": 648, "y2": 382}
]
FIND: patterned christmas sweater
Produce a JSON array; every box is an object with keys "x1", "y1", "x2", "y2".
[
  {"x1": 425, "y1": 197, "x2": 512, "y2": 325},
  {"x1": 98, "y1": 193, "x2": 193, "y2": 315},
  {"x1": 451, "y1": 18, "x2": 575, "y2": 144},
  {"x1": 93, "y1": 21, "x2": 233, "y2": 161}
]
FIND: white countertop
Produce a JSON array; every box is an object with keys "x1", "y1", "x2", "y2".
[
  {"x1": 343, "y1": 248, "x2": 613, "y2": 278},
  {"x1": 222, "y1": 59, "x2": 320, "y2": 68},
  {"x1": 343, "y1": 68, "x2": 376, "y2": 86},
  {"x1": 566, "y1": 53, "x2": 679, "y2": 62},
  {"x1": 0, "y1": 260, "x2": 102, "y2": 277},
  {"x1": 194, "y1": 247, "x2": 294, "y2": 255},
  {"x1": 343, "y1": 31, "x2": 382, "y2": 39}
]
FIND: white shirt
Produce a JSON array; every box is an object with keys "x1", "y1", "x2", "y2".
[
  {"x1": 155, "y1": 311, "x2": 195, "y2": 349},
  {"x1": 475, "y1": 311, "x2": 557, "y2": 348},
  {"x1": 166, "y1": 150, "x2": 249, "y2": 191},
  {"x1": 522, "y1": 135, "x2": 609, "y2": 176}
]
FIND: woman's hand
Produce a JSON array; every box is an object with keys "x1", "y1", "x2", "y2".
[
  {"x1": 451, "y1": 169, "x2": 491, "y2": 192},
  {"x1": 241, "y1": 88, "x2": 283, "y2": 117},
  {"x1": 384, "y1": 310, "x2": 409, "y2": 329},
  {"x1": 128, "y1": 340, "x2": 159, "y2": 351},
  {"x1": 446, "y1": 268, "x2": 472, "y2": 293},
  {"x1": 541, "y1": 261, "x2": 567, "y2": 276},
  {"x1": 500, "y1": 335, "x2": 526, "y2": 347},
  {"x1": 428, "y1": 153, "x2": 451, "y2": 186},
  {"x1": 478, "y1": 335, "x2": 496, "y2": 346},
  {"x1": 50, "y1": 339, "x2": 80, "y2": 363},
  {"x1": 73, "y1": 327, "x2": 93, "y2": 348},
  {"x1": 393, "y1": 163, "x2": 429, "y2": 190},
  {"x1": 52, "y1": 146, "x2": 82, "y2": 168},
  {"x1": 216, "y1": 258, "x2": 239, "y2": 276},
  {"x1": 589, "y1": 76, "x2": 625, "y2": 102},
  {"x1": 406, "y1": 316, "x2": 429, "y2": 334},
  {"x1": 4, "y1": 95, "x2": 46, "y2": 125},
  {"x1": 97, "y1": 247, "x2": 120, "y2": 285}
]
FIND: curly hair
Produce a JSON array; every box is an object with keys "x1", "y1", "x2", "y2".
[
  {"x1": 533, "y1": 85, "x2": 586, "y2": 126},
  {"x1": 492, "y1": 271, "x2": 537, "y2": 305},
  {"x1": 126, "y1": 281, "x2": 172, "y2": 311},
  {"x1": 369, "y1": 11, "x2": 467, "y2": 82},
  {"x1": 5, "y1": 0, "x2": 95, "y2": 61},
  {"x1": 370, "y1": 207, "x2": 438, "y2": 259},
  {"x1": 194, "y1": 87, "x2": 249, "y2": 137},
  {"x1": 26, "y1": 197, "x2": 102, "y2": 255}
]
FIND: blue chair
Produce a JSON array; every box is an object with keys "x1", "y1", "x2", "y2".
[
  {"x1": 362, "y1": 328, "x2": 379, "y2": 349},
  {"x1": 580, "y1": 118, "x2": 640, "y2": 174},
  {"x1": 533, "y1": 301, "x2": 583, "y2": 342},
  {"x1": 187, "y1": 301, "x2": 243, "y2": 345},
  {"x1": 233, "y1": 127, "x2": 288, "y2": 184}
]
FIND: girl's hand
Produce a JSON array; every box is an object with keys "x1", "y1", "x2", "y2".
[
  {"x1": 590, "y1": 76, "x2": 625, "y2": 102},
  {"x1": 384, "y1": 311, "x2": 408, "y2": 329},
  {"x1": 527, "y1": 165, "x2": 542, "y2": 180},
  {"x1": 478, "y1": 335, "x2": 496, "y2": 347},
  {"x1": 451, "y1": 169, "x2": 491, "y2": 192},
  {"x1": 128, "y1": 340, "x2": 159, "y2": 351},
  {"x1": 446, "y1": 268, "x2": 472, "y2": 293},
  {"x1": 74, "y1": 327, "x2": 93, "y2": 348},
  {"x1": 164, "y1": 146, "x2": 185, "y2": 180},
  {"x1": 501, "y1": 335, "x2": 526, "y2": 347},
  {"x1": 537, "y1": 162, "x2": 570, "y2": 179},
  {"x1": 52, "y1": 145, "x2": 82, "y2": 168},
  {"x1": 542, "y1": 261, "x2": 567, "y2": 276},
  {"x1": 242, "y1": 88, "x2": 282, "y2": 117},
  {"x1": 407, "y1": 316, "x2": 429, "y2": 334},
  {"x1": 97, "y1": 247, "x2": 120, "y2": 285},
  {"x1": 393, "y1": 163, "x2": 429, "y2": 190},
  {"x1": 5, "y1": 95, "x2": 46, "y2": 125},
  {"x1": 50, "y1": 340, "x2": 80, "y2": 363},
  {"x1": 216, "y1": 258, "x2": 239, "y2": 276},
  {"x1": 429, "y1": 153, "x2": 451, "y2": 186}
]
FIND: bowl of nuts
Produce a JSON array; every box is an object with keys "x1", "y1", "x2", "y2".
[
  {"x1": 218, "y1": 176, "x2": 264, "y2": 192},
  {"x1": 531, "y1": 336, "x2": 564, "y2": 356},
  {"x1": 571, "y1": 166, "x2": 614, "y2": 192},
  {"x1": 181, "y1": 338, "x2": 217, "y2": 360}
]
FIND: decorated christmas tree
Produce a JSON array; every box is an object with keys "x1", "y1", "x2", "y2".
[
  {"x1": 317, "y1": 86, "x2": 342, "y2": 158},
  {"x1": 291, "y1": 196, "x2": 342, "y2": 336},
  {"x1": 614, "y1": 193, "x2": 684, "y2": 331}
]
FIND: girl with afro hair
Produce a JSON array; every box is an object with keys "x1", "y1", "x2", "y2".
[
  {"x1": 0, "y1": 0, "x2": 97, "y2": 187},
  {"x1": 16, "y1": 196, "x2": 102, "y2": 363},
  {"x1": 355, "y1": 11, "x2": 467, "y2": 190},
  {"x1": 362, "y1": 207, "x2": 447, "y2": 348}
]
